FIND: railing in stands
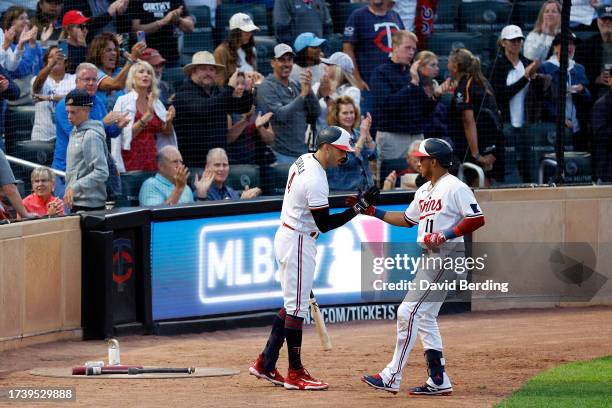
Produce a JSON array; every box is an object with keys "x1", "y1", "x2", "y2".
[{"x1": 5, "y1": 155, "x2": 66, "y2": 178}]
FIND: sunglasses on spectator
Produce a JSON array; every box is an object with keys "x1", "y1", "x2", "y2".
[
  {"x1": 72, "y1": 24, "x2": 87, "y2": 30},
  {"x1": 505, "y1": 38, "x2": 523, "y2": 43},
  {"x1": 45, "y1": 0, "x2": 64, "y2": 4}
]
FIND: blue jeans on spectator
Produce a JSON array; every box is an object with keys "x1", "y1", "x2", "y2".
[
  {"x1": 54, "y1": 175, "x2": 66, "y2": 198},
  {"x1": 272, "y1": 150, "x2": 300, "y2": 165}
]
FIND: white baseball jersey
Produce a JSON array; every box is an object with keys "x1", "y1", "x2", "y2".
[
  {"x1": 280, "y1": 153, "x2": 329, "y2": 233},
  {"x1": 403, "y1": 173, "x2": 483, "y2": 242}
]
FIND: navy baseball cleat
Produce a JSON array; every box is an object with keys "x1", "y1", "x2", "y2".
[
  {"x1": 361, "y1": 374, "x2": 399, "y2": 394},
  {"x1": 409, "y1": 383, "x2": 453, "y2": 396}
]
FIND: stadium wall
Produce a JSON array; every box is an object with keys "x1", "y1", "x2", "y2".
[
  {"x1": 472, "y1": 186, "x2": 612, "y2": 311},
  {"x1": 2, "y1": 186, "x2": 612, "y2": 350},
  {"x1": 0, "y1": 217, "x2": 82, "y2": 352}
]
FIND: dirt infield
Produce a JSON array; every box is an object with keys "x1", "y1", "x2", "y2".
[{"x1": 1, "y1": 306, "x2": 611, "y2": 407}]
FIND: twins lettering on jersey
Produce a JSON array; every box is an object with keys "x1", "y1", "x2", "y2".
[{"x1": 419, "y1": 199, "x2": 442, "y2": 213}]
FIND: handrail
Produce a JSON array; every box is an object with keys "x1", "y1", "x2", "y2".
[
  {"x1": 5, "y1": 155, "x2": 66, "y2": 178},
  {"x1": 458, "y1": 162, "x2": 485, "y2": 188},
  {"x1": 539, "y1": 158, "x2": 557, "y2": 185}
]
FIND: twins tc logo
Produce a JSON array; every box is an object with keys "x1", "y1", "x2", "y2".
[{"x1": 419, "y1": 199, "x2": 442, "y2": 213}]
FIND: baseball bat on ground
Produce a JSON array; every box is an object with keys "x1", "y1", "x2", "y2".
[
  {"x1": 79, "y1": 366, "x2": 195, "y2": 375},
  {"x1": 309, "y1": 291, "x2": 332, "y2": 351},
  {"x1": 72, "y1": 365, "x2": 143, "y2": 375}
]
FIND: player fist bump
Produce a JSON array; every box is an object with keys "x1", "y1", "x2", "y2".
[{"x1": 423, "y1": 232, "x2": 447, "y2": 249}]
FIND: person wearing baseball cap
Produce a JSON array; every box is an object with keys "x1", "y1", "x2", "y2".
[
  {"x1": 61, "y1": 10, "x2": 90, "y2": 72},
  {"x1": 63, "y1": 88, "x2": 109, "y2": 212},
  {"x1": 290, "y1": 32, "x2": 326, "y2": 85},
  {"x1": 490, "y1": 25, "x2": 539, "y2": 129},
  {"x1": 256, "y1": 43, "x2": 321, "y2": 163},
  {"x1": 174, "y1": 51, "x2": 254, "y2": 168},
  {"x1": 539, "y1": 30, "x2": 591, "y2": 149},
  {"x1": 575, "y1": 4, "x2": 612, "y2": 98},
  {"x1": 214, "y1": 12, "x2": 260, "y2": 84}
]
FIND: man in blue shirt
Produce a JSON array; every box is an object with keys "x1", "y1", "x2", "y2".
[
  {"x1": 139, "y1": 146, "x2": 194, "y2": 206},
  {"x1": 52, "y1": 62, "x2": 129, "y2": 196},
  {"x1": 194, "y1": 148, "x2": 262, "y2": 201}
]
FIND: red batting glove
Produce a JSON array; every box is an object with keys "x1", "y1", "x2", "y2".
[
  {"x1": 423, "y1": 232, "x2": 446, "y2": 249},
  {"x1": 345, "y1": 196, "x2": 357, "y2": 207}
]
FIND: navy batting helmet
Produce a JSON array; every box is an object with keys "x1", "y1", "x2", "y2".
[
  {"x1": 410, "y1": 138, "x2": 453, "y2": 167},
  {"x1": 316, "y1": 126, "x2": 355, "y2": 152}
]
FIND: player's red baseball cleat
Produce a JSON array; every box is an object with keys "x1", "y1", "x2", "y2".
[
  {"x1": 249, "y1": 354, "x2": 285, "y2": 386},
  {"x1": 283, "y1": 367, "x2": 329, "y2": 390}
]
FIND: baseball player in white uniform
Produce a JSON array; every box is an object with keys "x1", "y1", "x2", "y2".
[
  {"x1": 361, "y1": 138, "x2": 485, "y2": 395},
  {"x1": 249, "y1": 126, "x2": 379, "y2": 391}
]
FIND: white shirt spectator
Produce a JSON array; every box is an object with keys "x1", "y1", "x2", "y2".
[
  {"x1": 0, "y1": 29, "x2": 23, "y2": 72},
  {"x1": 290, "y1": 63, "x2": 324, "y2": 87},
  {"x1": 393, "y1": 0, "x2": 417, "y2": 31},
  {"x1": 506, "y1": 61, "x2": 528, "y2": 128},
  {"x1": 570, "y1": 0, "x2": 597, "y2": 27},
  {"x1": 237, "y1": 48, "x2": 255, "y2": 73},
  {"x1": 524, "y1": 31, "x2": 555, "y2": 62},
  {"x1": 30, "y1": 73, "x2": 76, "y2": 141}
]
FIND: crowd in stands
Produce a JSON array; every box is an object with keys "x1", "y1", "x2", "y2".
[{"x1": 0, "y1": 0, "x2": 611, "y2": 221}]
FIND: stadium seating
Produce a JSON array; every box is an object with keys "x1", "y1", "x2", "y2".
[
  {"x1": 540, "y1": 151, "x2": 592, "y2": 184},
  {"x1": 434, "y1": 0, "x2": 462, "y2": 32},
  {"x1": 183, "y1": 5, "x2": 214, "y2": 54},
  {"x1": 5, "y1": 105, "x2": 35, "y2": 155},
  {"x1": 254, "y1": 36, "x2": 277, "y2": 77},
  {"x1": 162, "y1": 67, "x2": 187, "y2": 91},
  {"x1": 227, "y1": 164, "x2": 261, "y2": 192},
  {"x1": 513, "y1": 1, "x2": 543, "y2": 32},
  {"x1": 262, "y1": 163, "x2": 291, "y2": 195},
  {"x1": 325, "y1": 33, "x2": 344, "y2": 56},
  {"x1": 114, "y1": 171, "x2": 156, "y2": 207},
  {"x1": 460, "y1": 1, "x2": 514, "y2": 33},
  {"x1": 518, "y1": 122, "x2": 573, "y2": 183},
  {"x1": 427, "y1": 31, "x2": 488, "y2": 59}
]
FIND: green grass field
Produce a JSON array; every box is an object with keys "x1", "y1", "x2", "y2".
[{"x1": 496, "y1": 355, "x2": 612, "y2": 408}]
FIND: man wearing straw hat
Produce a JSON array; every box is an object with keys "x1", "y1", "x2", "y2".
[{"x1": 174, "y1": 51, "x2": 254, "y2": 168}]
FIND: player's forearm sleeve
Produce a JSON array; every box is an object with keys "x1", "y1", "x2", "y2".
[
  {"x1": 311, "y1": 207, "x2": 356, "y2": 233},
  {"x1": 443, "y1": 215, "x2": 485, "y2": 239}
]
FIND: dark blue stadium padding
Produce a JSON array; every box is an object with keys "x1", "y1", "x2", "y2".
[
  {"x1": 5, "y1": 105, "x2": 35, "y2": 154},
  {"x1": 162, "y1": 67, "x2": 187, "y2": 91},
  {"x1": 427, "y1": 31, "x2": 487, "y2": 59},
  {"x1": 183, "y1": 5, "x2": 215, "y2": 53},
  {"x1": 541, "y1": 151, "x2": 592, "y2": 184},
  {"x1": 519, "y1": 122, "x2": 573, "y2": 183},
  {"x1": 502, "y1": 124, "x2": 522, "y2": 184},
  {"x1": 460, "y1": 1, "x2": 514, "y2": 33},
  {"x1": 262, "y1": 162, "x2": 291, "y2": 195},
  {"x1": 115, "y1": 171, "x2": 156, "y2": 207},
  {"x1": 227, "y1": 164, "x2": 261, "y2": 191},
  {"x1": 434, "y1": 0, "x2": 462, "y2": 32},
  {"x1": 513, "y1": 1, "x2": 543, "y2": 31}
]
